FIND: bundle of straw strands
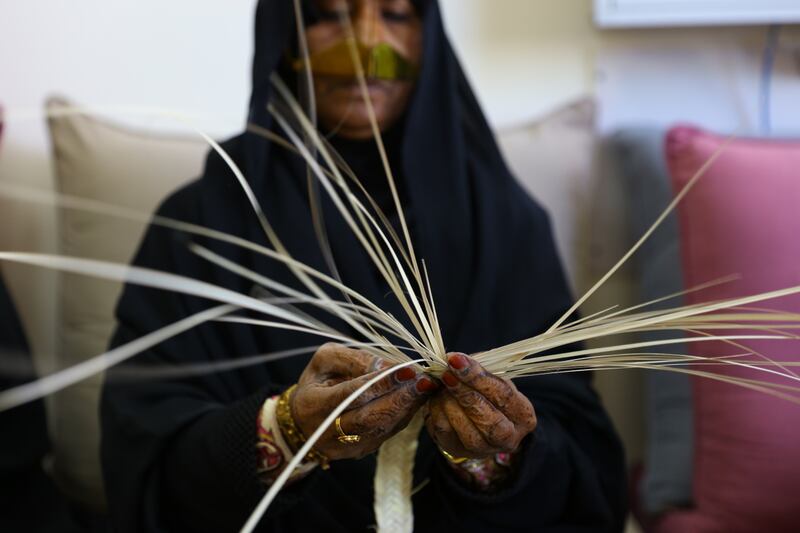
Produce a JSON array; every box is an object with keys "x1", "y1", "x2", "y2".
[{"x1": 2, "y1": 3, "x2": 800, "y2": 532}]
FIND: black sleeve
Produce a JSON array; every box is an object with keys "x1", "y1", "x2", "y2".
[
  {"x1": 102, "y1": 329, "x2": 319, "y2": 533},
  {"x1": 100, "y1": 190, "x2": 319, "y2": 533},
  {"x1": 1, "y1": 273, "x2": 83, "y2": 533}
]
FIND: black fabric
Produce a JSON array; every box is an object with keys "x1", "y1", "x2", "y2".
[
  {"x1": 101, "y1": 1, "x2": 627, "y2": 531},
  {"x1": 0, "y1": 273, "x2": 43, "y2": 467},
  {"x1": 0, "y1": 272, "x2": 83, "y2": 532}
]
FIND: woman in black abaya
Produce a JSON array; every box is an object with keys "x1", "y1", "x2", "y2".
[{"x1": 101, "y1": 1, "x2": 627, "y2": 531}]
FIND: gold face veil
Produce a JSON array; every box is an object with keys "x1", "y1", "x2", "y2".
[{"x1": 292, "y1": 39, "x2": 419, "y2": 81}]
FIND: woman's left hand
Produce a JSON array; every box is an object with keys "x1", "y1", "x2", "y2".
[{"x1": 425, "y1": 353, "x2": 537, "y2": 460}]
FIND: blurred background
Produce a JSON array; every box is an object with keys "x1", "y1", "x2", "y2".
[{"x1": 2, "y1": 1, "x2": 800, "y2": 532}]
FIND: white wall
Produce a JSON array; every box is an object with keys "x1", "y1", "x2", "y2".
[
  {"x1": 440, "y1": 0, "x2": 800, "y2": 133},
  {"x1": 4, "y1": 1, "x2": 800, "y2": 181},
  {"x1": 0, "y1": 0, "x2": 257, "y2": 367},
  {"x1": 440, "y1": 0, "x2": 597, "y2": 127},
  {"x1": 597, "y1": 25, "x2": 800, "y2": 134}
]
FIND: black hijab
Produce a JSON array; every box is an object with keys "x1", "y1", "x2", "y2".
[{"x1": 102, "y1": 1, "x2": 626, "y2": 531}]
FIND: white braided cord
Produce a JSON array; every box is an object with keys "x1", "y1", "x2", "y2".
[{"x1": 373, "y1": 412, "x2": 424, "y2": 533}]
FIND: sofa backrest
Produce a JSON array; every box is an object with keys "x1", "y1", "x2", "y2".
[{"x1": 46, "y1": 97, "x2": 207, "y2": 508}]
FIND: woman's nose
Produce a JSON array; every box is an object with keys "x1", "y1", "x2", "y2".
[{"x1": 352, "y1": 0, "x2": 387, "y2": 47}]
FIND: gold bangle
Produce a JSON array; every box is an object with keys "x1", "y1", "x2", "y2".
[{"x1": 276, "y1": 384, "x2": 330, "y2": 470}]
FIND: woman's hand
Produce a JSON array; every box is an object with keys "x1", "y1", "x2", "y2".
[
  {"x1": 291, "y1": 343, "x2": 439, "y2": 461},
  {"x1": 425, "y1": 353, "x2": 537, "y2": 460}
]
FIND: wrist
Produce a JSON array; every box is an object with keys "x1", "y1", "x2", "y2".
[
  {"x1": 255, "y1": 391, "x2": 318, "y2": 485},
  {"x1": 275, "y1": 384, "x2": 330, "y2": 470}
]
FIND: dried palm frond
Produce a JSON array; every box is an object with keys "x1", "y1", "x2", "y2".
[{"x1": 2, "y1": 4, "x2": 800, "y2": 532}]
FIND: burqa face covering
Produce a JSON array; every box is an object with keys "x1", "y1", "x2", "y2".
[{"x1": 291, "y1": 38, "x2": 419, "y2": 81}]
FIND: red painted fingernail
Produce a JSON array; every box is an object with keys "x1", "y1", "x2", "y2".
[
  {"x1": 442, "y1": 371, "x2": 459, "y2": 387},
  {"x1": 416, "y1": 377, "x2": 439, "y2": 393},
  {"x1": 448, "y1": 353, "x2": 468, "y2": 370},
  {"x1": 396, "y1": 367, "x2": 417, "y2": 382}
]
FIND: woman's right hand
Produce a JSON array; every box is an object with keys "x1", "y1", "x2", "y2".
[{"x1": 290, "y1": 343, "x2": 439, "y2": 461}]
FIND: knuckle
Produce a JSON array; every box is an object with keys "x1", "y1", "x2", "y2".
[
  {"x1": 502, "y1": 377, "x2": 517, "y2": 390},
  {"x1": 311, "y1": 344, "x2": 335, "y2": 367},
  {"x1": 432, "y1": 420, "x2": 451, "y2": 435},
  {"x1": 518, "y1": 402, "x2": 537, "y2": 427},
  {"x1": 430, "y1": 413, "x2": 451, "y2": 435},
  {"x1": 357, "y1": 349, "x2": 376, "y2": 365},
  {"x1": 348, "y1": 411, "x2": 367, "y2": 433},
  {"x1": 486, "y1": 420, "x2": 515, "y2": 447},
  {"x1": 391, "y1": 385, "x2": 419, "y2": 409},
  {"x1": 458, "y1": 390, "x2": 483, "y2": 409},
  {"x1": 494, "y1": 386, "x2": 515, "y2": 410},
  {"x1": 348, "y1": 394, "x2": 367, "y2": 409},
  {"x1": 460, "y1": 366, "x2": 485, "y2": 386},
  {"x1": 525, "y1": 412, "x2": 538, "y2": 432},
  {"x1": 461, "y1": 433, "x2": 485, "y2": 452},
  {"x1": 356, "y1": 385, "x2": 380, "y2": 405},
  {"x1": 346, "y1": 395, "x2": 368, "y2": 410},
  {"x1": 526, "y1": 404, "x2": 538, "y2": 423},
  {"x1": 318, "y1": 342, "x2": 338, "y2": 356},
  {"x1": 359, "y1": 409, "x2": 395, "y2": 436},
  {"x1": 347, "y1": 353, "x2": 369, "y2": 374},
  {"x1": 377, "y1": 374, "x2": 396, "y2": 390}
]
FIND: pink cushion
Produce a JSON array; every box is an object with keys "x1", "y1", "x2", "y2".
[{"x1": 664, "y1": 125, "x2": 800, "y2": 532}]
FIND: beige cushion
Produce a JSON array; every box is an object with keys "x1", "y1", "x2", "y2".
[
  {"x1": 497, "y1": 100, "x2": 644, "y2": 467},
  {"x1": 46, "y1": 97, "x2": 208, "y2": 508},
  {"x1": 497, "y1": 99, "x2": 598, "y2": 293}
]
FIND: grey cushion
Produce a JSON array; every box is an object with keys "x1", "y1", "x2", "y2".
[{"x1": 608, "y1": 128, "x2": 694, "y2": 515}]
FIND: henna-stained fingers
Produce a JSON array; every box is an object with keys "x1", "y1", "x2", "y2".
[
  {"x1": 333, "y1": 372, "x2": 438, "y2": 456},
  {"x1": 425, "y1": 395, "x2": 466, "y2": 457},
  {"x1": 446, "y1": 353, "x2": 536, "y2": 431},
  {"x1": 308, "y1": 343, "x2": 387, "y2": 381},
  {"x1": 440, "y1": 392, "x2": 493, "y2": 456}
]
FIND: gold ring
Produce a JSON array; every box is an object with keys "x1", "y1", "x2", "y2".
[
  {"x1": 335, "y1": 416, "x2": 361, "y2": 444},
  {"x1": 438, "y1": 447, "x2": 468, "y2": 464}
]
